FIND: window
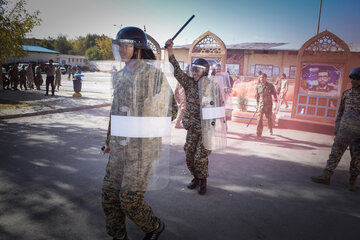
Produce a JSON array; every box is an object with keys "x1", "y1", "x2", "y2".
[
  {"x1": 250, "y1": 65, "x2": 255, "y2": 75},
  {"x1": 255, "y1": 64, "x2": 273, "y2": 77},
  {"x1": 289, "y1": 66, "x2": 296, "y2": 79},
  {"x1": 273, "y1": 67, "x2": 280, "y2": 76},
  {"x1": 226, "y1": 64, "x2": 239, "y2": 75}
]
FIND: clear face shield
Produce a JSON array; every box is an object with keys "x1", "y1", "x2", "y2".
[
  {"x1": 107, "y1": 45, "x2": 174, "y2": 191},
  {"x1": 190, "y1": 64, "x2": 206, "y2": 80}
]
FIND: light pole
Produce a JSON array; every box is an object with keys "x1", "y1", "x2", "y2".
[{"x1": 317, "y1": 0, "x2": 323, "y2": 34}]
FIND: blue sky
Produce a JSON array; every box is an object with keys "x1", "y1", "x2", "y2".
[{"x1": 24, "y1": 0, "x2": 360, "y2": 46}]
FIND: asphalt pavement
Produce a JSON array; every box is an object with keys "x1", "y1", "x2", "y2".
[{"x1": 0, "y1": 72, "x2": 359, "y2": 240}]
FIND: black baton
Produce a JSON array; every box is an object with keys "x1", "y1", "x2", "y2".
[
  {"x1": 247, "y1": 108, "x2": 258, "y2": 127},
  {"x1": 164, "y1": 14, "x2": 195, "y2": 48}
]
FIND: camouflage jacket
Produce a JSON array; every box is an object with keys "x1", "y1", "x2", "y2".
[
  {"x1": 19, "y1": 69, "x2": 27, "y2": 81},
  {"x1": 255, "y1": 81, "x2": 277, "y2": 112},
  {"x1": 335, "y1": 88, "x2": 360, "y2": 136},
  {"x1": 105, "y1": 60, "x2": 174, "y2": 190},
  {"x1": 106, "y1": 60, "x2": 173, "y2": 147},
  {"x1": 9, "y1": 68, "x2": 19, "y2": 81},
  {"x1": 169, "y1": 55, "x2": 201, "y2": 131}
]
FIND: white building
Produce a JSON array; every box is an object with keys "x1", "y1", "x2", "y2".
[
  {"x1": 58, "y1": 54, "x2": 87, "y2": 66},
  {"x1": 7, "y1": 45, "x2": 87, "y2": 66}
]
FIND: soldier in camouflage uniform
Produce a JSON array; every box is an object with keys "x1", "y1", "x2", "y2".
[
  {"x1": 166, "y1": 39, "x2": 212, "y2": 195},
  {"x1": 102, "y1": 27, "x2": 169, "y2": 240},
  {"x1": 34, "y1": 63, "x2": 43, "y2": 90},
  {"x1": 311, "y1": 67, "x2": 360, "y2": 192},
  {"x1": 19, "y1": 65, "x2": 27, "y2": 90},
  {"x1": 9, "y1": 63, "x2": 19, "y2": 90},
  {"x1": 255, "y1": 73, "x2": 278, "y2": 140}
]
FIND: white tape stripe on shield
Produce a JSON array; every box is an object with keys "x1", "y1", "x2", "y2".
[
  {"x1": 202, "y1": 107, "x2": 226, "y2": 120},
  {"x1": 111, "y1": 115, "x2": 171, "y2": 138}
]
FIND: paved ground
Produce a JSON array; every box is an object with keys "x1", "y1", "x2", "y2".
[{"x1": 0, "y1": 72, "x2": 359, "y2": 240}]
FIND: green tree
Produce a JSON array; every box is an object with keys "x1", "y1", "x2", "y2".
[
  {"x1": 54, "y1": 34, "x2": 73, "y2": 54},
  {"x1": 95, "y1": 36, "x2": 114, "y2": 60},
  {"x1": 85, "y1": 46, "x2": 102, "y2": 60},
  {"x1": 0, "y1": 0, "x2": 41, "y2": 84},
  {"x1": 37, "y1": 37, "x2": 55, "y2": 50}
]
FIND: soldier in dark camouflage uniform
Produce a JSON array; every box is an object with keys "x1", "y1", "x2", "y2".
[
  {"x1": 311, "y1": 67, "x2": 360, "y2": 192},
  {"x1": 102, "y1": 27, "x2": 169, "y2": 240},
  {"x1": 19, "y1": 65, "x2": 27, "y2": 90},
  {"x1": 255, "y1": 73, "x2": 278, "y2": 140},
  {"x1": 166, "y1": 39, "x2": 212, "y2": 195},
  {"x1": 9, "y1": 63, "x2": 19, "y2": 90}
]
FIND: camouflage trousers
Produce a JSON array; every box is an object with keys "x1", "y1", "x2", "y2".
[
  {"x1": 184, "y1": 125, "x2": 211, "y2": 179},
  {"x1": 102, "y1": 162, "x2": 159, "y2": 239},
  {"x1": 257, "y1": 108, "x2": 273, "y2": 137},
  {"x1": 325, "y1": 134, "x2": 360, "y2": 176}
]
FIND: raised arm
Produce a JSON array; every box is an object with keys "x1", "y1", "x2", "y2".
[{"x1": 165, "y1": 39, "x2": 190, "y2": 88}]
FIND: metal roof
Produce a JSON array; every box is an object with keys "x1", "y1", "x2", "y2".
[
  {"x1": 173, "y1": 42, "x2": 360, "y2": 52},
  {"x1": 22, "y1": 45, "x2": 60, "y2": 54}
]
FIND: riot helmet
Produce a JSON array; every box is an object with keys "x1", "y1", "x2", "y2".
[
  {"x1": 112, "y1": 26, "x2": 155, "y2": 61},
  {"x1": 349, "y1": 67, "x2": 360, "y2": 80},
  {"x1": 114, "y1": 26, "x2": 148, "y2": 49},
  {"x1": 191, "y1": 58, "x2": 210, "y2": 78}
]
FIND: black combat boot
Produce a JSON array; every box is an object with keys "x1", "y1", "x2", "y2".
[
  {"x1": 310, "y1": 170, "x2": 333, "y2": 185},
  {"x1": 349, "y1": 175, "x2": 358, "y2": 192},
  {"x1": 187, "y1": 177, "x2": 199, "y2": 189},
  {"x1": 198, "y1": 179, "x2": 207, "y2": 195},
  {"x1": 143, "y1": 220, "x2": 165, "y2": 240}
]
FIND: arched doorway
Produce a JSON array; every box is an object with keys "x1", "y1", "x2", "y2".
[
  {"x1": 146, "y1": 34, "x2": 161, "y2": 60},
  {"x1": 188, "y1": 31, "x2": 227, "y2": 71},
  {"x1": 291, "y1": 30, "x2": 351, "y2": 124}
]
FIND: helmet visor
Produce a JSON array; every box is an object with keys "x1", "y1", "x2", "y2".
[
  {"x1": 190, "y1": 64, "x2": 206, "y2": 77},
  {"x1": 112, "y1": 39, "x2": 135, "y2": 61}
]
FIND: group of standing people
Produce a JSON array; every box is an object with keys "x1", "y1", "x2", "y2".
[{"x1": 2, "y1": 60, "x2": 62, "y2": 95}]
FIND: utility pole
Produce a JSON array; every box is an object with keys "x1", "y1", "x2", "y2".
[{"x1": 317, "y1": 0, "x2": 323, "y2": 34}]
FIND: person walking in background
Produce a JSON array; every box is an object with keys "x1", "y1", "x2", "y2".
[
  {"x1": 44, "y1": 59, "x2": 55, "y2": 96},
  {"x1": 2, "y1": 73, "x2": 10, "y2": 90},
  {"x1": 54, "y1": 65, "x2": 61, "y2": 91},
  {"x1": 256, "y1": 70, "x2": 263, "y2": 85},
  {"x1": 255, "y1": 73, "x2": 278, "y2": 140},
  {"x1": 174, "y1": 82, "x2": 186, "y2": 129},
  {"x1": 9, "y1": 63, "x2": 19, "y2": 90},
  {"x1": 19, "y1": 65, "x2": 27, "y2": 90},
  {"x1": 279, "y1": 73, "x2": 289, "y2": 109},
  {"x1": 34, "y1": 63, "x2": 43, "y2": 90},
  {"x1": 310, "y1": 67, "x2": 360, "y2": 192},
  {"x1": 67, "y1": 65, "x2": 72, "y2": 80},
  {"x1": 26, "y1": 63, "x2": 34, "y2": 89}
]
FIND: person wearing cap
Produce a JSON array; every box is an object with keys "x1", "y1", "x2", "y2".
[
  {"x1": 255, "y1": 73, "x2": 278, "y2": 140},
  {"x1": 311, "y1": 67, "x2": 360, "y2": 192},
  {"x1": 166, "y1": 39, "x2": 212, "y2": 195},
  {"x1": 44, "y1": 59, "x2": 55, "y2": 96},
  {"x1": 102, "y1": 26, "x2": 172, "y2": 240}
]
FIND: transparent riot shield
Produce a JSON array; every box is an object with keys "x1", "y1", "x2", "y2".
[
  {"x1": 107, "y1": 58, "x2": 173, "y2": 192},
  {"x1": 199, "y1": 76, "x2": 227, "y2": 150},
  {"x1": 213, "y1": 72, "x2": 233, "y2": 120}
]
